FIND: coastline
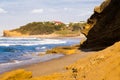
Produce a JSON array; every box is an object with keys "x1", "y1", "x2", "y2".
[
  {"x1": 23, "y1": 52, "x2": 86, "y2": 77},
  {"x1": 1, "y1": 51, "x2": 91, "y2": 77},
  {"x1": 1, "y1": 41, "x2": 120, "y2": 80},
  {"x1": 2, "y1": 33, "x2": 86, "y2": 39},
  {"x1": 1, "y1": 0, "x2": 120, "y2": 79},
  {"x1": 0, "y1": 36, "x2": 83, "y2": 75},
  {"x1": 0, "y1": 54, "x2": 64, "y2": 75}
]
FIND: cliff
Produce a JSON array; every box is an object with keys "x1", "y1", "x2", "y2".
[
  {"x1": 3, "y1": 22, "x2": 66, "y2": 37},
  {"x1": 1, "y1": 1, "x2": 120, "y2": 80},
  {"x1": 80, "y1": 0, "x2": 120, "y2": 51},
  {"x1": 3, "y1": 21, "x2": 85, "y2": 37},
  {"x1": 3, "y1": 30, "x2": 28, "y2": 37}
]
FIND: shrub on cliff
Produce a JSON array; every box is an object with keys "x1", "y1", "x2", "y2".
[
  {"x1": 68, "y1": 22, "x2": 86, "y2": 31},
  {"x1": 12, "y1": 22, "x2": 66, "y2": 35}
]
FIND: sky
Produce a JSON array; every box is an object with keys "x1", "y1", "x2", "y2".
[{"x1": 0, "y1": 0, "x2": 103, "y2": 35}]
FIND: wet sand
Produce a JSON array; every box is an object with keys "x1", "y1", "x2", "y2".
[{"x1": 22, "y1": 52, "x2": 91, "y2": 77}]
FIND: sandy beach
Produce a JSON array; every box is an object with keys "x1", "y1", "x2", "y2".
[
  {"x1": 9, "y1": 51, "x2": 90, "y2": 77},
  {"x1": 1, "y1": 0, "x2": 120, "y2": 79}
]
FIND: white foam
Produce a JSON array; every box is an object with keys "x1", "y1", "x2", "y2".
[
  {"x1": 0, "y1": 38, "x2": 66, "y2": 46},
  {"x1": 0, "y1": 37, "x2": 37, "y2": 40},
  {"x1": 0, "y1": 44, "x2": 10, "y2": 47},
  {"x1": 0, "y1": 54, "x2": 64, "y2": 74},
  {"x1": 41, "y1": 47, "x2": 46, "y2": 49},
  {"x1": 13, "y1": 60, "x2": 23, "y2": 64},
  {"x1": 0, "y1": 60, "x2": 23, "y2": 66}
]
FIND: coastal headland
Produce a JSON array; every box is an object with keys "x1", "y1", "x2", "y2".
[{"x1": 0, "y1": 0, "x2": 120, "y2": 80}]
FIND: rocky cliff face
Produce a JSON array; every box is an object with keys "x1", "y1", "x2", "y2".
[
  {"x1": 80, "y1": 0, "x2": 120, "y2": 51},
  {"x1": 3, "y1": 30, "x2": 28, "y2": 37}
]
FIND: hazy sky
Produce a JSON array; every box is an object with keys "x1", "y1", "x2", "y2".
[{"x1": 0, "y1": 0, "x2": 103, "y2": 35}]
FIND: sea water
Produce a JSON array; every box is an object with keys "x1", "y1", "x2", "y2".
[{"x1": 0, "y1": 37, "x2": 81, "y2": 73}]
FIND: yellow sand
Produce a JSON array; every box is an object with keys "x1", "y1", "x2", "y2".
[
  {"x1": 0, "y1": 42, "x2": 120, "y2": 80},
  {"x1": 46, "y1": 45, "x2": 79, "y2": 55}
]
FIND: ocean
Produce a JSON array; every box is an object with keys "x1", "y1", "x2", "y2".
[{"x1": 0, "y1": 37, "x2": 81, "y2": 73}]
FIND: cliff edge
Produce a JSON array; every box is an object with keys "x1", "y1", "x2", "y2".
[{"x1": 80, "y1": 0, "x2": 120, "y2": 51}]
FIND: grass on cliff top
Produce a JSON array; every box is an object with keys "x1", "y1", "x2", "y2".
[
  {"x1": 12, "y1": 22, "x2": 66, "y2": 35},
  {"x1": 55, "y1": 30, "x2": 80, "y2": 37},
  {"x1": 46, "y1": 45, "x2": 80, "y2": 55},
  {"x1": 10, "y1": 21, "x2": 86, "y2": 36}
]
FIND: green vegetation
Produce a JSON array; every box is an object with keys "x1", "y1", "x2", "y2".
[
  {"x1": 68, "y1": 22, "x2": 86, "y2": 31},
  {"x1": 12, "y1": 21, "x2": 86, "y2": 36},
  {"x1": 55, "y1": 30, "x2": 80, "y2": 37},
  {"x1": 12, "y1": 21, "x2": 66, "y2": 35}
]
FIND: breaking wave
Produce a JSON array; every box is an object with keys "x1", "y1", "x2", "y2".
[{"x1": 0, "y1": 37, "x2": 66, "y2": 46}]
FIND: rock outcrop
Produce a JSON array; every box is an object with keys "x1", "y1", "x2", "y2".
[
  {"x1": 80, "y1": 0, "x2": 120, "y2": 51},
  {"x1": 3, "y1": 30, "x2": 28, "y2": 37}
]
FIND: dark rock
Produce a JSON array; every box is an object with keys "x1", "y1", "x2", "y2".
[{"x1": 80, "y1": 0, "x2": 120, "y2": 51}]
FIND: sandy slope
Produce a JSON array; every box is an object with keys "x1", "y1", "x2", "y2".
[{"x1": 30, "y1": 42, "x2": 120, "y2": 80}]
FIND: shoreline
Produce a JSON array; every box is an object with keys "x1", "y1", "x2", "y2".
[
  {"x1": 0, "y1": 35, "x2": 86, "y2": 77},
  {"x1": 0, "y1": 54, "x2": 64, "y2": 75},
  {"x1": 2, "y1": 33, "x2": 86, "y2": 39},
  {"x1": 0, "y1": 52, "x2": 91, "y2": 77},
  {"x1": 0, "y1": 37, "x2": 83, "y2": 76}
]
